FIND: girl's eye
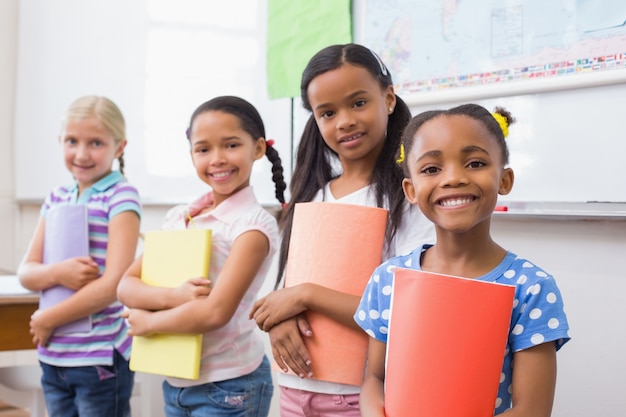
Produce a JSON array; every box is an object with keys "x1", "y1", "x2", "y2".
[
  {"x1": 91, "y1": 140, "x2": 103, "y2": 147},
  {"x1": 226, "y1": 142, "x2": 239, "y2": 149},
  {"x1": 467, "y1": 160, "x2": 486, "y2": 168},
  {"x1": 421, "y1": 166, "x2": 439, "y2": 175},
  {"x1": 354, "y1": 99, "x2": 366, "y2": 108},
  {"x1": 319, "y1": 110, "x2": 334, "y2": 119}
]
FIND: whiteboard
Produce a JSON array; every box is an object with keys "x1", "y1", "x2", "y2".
[
  {"x1": 354, "y1": 0, "x2": 626, "y2": 204},
  {"x1": 13, "y1": 0, "x2": 292, "y2": 206},
  {"x1": 408, "y1": 84, "x2": 626, "y2": 203}
]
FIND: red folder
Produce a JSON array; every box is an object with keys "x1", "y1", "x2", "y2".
[
  {"x1": 41, "y1": 205, "x2": 92, "y2": 334},
  {"x1": 284, "y1": 202, "x2": 388, "y2": 385},
  {"x1": 385, "y1": 268, "x2": 515, "y2": 417}
]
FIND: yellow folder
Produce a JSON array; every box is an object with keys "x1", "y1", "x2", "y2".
[{"x1": 129, "y1": 229, "x2": 212, "y2": 380}]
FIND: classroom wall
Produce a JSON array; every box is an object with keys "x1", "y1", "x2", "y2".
[
  {"x1": 2, "y1": 1, "x2": 626, "y2": 416},
  {"x1": 0, "y1": 0, "x2": 18, "y2": 273}
]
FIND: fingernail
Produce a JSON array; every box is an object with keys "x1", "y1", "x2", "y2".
[{"x1": 305, "y1": 360, "x2": 311, "y2": 366}]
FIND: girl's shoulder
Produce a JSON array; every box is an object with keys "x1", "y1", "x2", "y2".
[
  {"x1": 496, "y1": 252, "x2": 559, "y2": 290},
  {"x1": 500, "y1": 253, "x2": 552, "y2": 277},
  {"x1": 231, "y1": 202, "x2": 279, "y2": 237},
  {"x1": 375, "y1": 245, "x2": 427, "y2": 279},
  {"x1": 46, "y1": 183, "x2": 76, "y2": 201},
  {"x1": 162, "y1": 203, "x2": 190, "y2": 229},
  {"x1": 96, "y1": 179, "x2": 142, "y2": 216},
  {"x1": 41, "y1": 183, "x2": 77, "y2": 214}
]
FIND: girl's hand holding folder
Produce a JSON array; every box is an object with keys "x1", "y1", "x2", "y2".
[
  {"x1": 172, "y1": 277, "x2": 212, "y2": 306},
  {"x1": 250, "y1": 284, "x2": 309, "y2": 331},
  {"x1": 56, "y1": 256, "x2": 99, "y2": 290},
  {"x1": 121, "y1": 308, "x2": 153, "y2": 337}
]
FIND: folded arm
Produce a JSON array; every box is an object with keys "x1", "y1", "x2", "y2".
[
  {"x1": 26, "y1": 211, "x2": 140, "y2": 345},
  {"x1": 123, "y1": 229, "x2": 269, "y2": 335},
  {"x1": 250, "y1": 283, "x2": 361, "y2": 331}
]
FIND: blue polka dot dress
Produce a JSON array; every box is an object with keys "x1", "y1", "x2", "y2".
[{"x1": 355, "y1": 244, "x2": 571, "y2": 414}]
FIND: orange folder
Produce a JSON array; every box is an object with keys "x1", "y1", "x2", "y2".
[
  {"x1": 385, "y1": 268, "x2": 515, "y2": 417},
  {"x1": 284, "y1": 202, "x2": 388, "y2": 385}
]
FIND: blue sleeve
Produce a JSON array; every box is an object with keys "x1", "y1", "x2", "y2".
[
  {"x1": 509, "y1": 273, "x2": 571, "y2": 352},
  {"x1": 354, "y1": 261, "x2": 396, "y2": 343}
]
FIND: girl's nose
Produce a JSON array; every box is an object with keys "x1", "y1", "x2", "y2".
[
  {"x1": 210, "y1": 149, "x2": 227, "y2": 165},
  {"x1": 442, "y1": 165, "x2": 469, "y2": 187},
  {"x1": 75, "y1": 144, "x2": 90, "y2": 159},
  {"x1": 336, "y1": 110, "x2": 356, "y2": 130}
]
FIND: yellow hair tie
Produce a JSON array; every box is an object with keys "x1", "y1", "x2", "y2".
[
  {"x1": 492, "y1": 113, "x2": 509, "y2": 138},
  {"x1": 396, "y1": 143, "x2": 405, "y2": 164}
]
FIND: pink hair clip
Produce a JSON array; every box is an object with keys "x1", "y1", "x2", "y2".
[{"x1": 266, "y1": 139, "x2": 275, "y2": 147}]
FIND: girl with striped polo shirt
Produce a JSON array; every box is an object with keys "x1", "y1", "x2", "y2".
[{"x1": 18, "y1": 95, "x2": 141, "y2": 417}]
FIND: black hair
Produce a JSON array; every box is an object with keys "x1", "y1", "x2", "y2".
[
  {"x1": 186, "y1": 96, "x2": 286, "y2": 205},
  {"x1": 276, "y1": 43, "x2": 412, "y2": 288},
  {"x1": 397, "y1": 103, "x2": 515, "y2": 176}
]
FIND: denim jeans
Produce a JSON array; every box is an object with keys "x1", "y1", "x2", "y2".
[
  {"x1": 162, "y1": 355, "x2": 274, "y2": 417},
  {"x1": 40, "y1": 350, "x2": 134, "y2": 417}
]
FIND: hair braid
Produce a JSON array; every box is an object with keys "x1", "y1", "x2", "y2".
[{"x1": 265, "y1": 144, "x2": 286, "y2": 206}]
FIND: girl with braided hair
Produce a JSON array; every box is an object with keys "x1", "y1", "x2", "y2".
[{"x1": 118, "y1": 95, "x2": 286, "y2": 417}]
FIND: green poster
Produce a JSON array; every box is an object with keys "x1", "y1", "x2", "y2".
[{"x1": 267, "y1": 0, "x2": 352, "y2": 99}]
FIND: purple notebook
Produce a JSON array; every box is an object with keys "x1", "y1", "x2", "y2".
[{"x1": 41, "y1": 205, "x2": 92, "y2": 334}]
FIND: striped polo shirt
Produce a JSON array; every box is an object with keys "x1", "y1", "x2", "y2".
[{"x1": 38, "y1": 170, "x2": 142, "y2": 367}]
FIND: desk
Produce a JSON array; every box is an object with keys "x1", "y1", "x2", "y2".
[{"x1": 0, "y1": 276, "x2": 38, "y2": 351}]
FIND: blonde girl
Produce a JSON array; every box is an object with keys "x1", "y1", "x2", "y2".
[{"x1": 18, "y1": 95, "x2": 141, "y2": 417}]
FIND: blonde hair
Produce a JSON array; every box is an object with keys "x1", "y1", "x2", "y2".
[{"x1": 63, "y1": 95, "x2": 127, "y2": 174}]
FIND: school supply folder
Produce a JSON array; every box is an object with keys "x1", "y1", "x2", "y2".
[
  {"x1": 284, "y1": 202, "x2": 388, "y2": 385},
  {"x1": 384, "y1": 268, "x2": 516, "y2": 417},
  {"x1": 129, "y1": 229, "x2": 211, "y2": 380},
  {"x1": 41, "y1": 204, "x2": 92, "y2": 334}
]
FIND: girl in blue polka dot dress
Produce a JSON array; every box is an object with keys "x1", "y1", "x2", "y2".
[{"x1": 355, "y1": 103, "x2": 570, "y2": 417}]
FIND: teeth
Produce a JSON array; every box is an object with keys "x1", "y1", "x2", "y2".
[
  {"x1": 440, "y1": 198, "x2": 472, "y2": 207},
  {"x1": 212, "y1": 171, "x2": 230, "y2": 178},
  {"x1": 342, "y1": 133, "x2": 362, "y2": 142}
]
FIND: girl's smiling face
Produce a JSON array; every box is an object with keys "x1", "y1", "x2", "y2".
[
  {"x1": 61, "y1": 116, "x2": 125, "y2": 193},
  {"x1": 402, "y1": 114, "x2": 514, "y2": 234},
  {"x1": 306, "y1": 63, "x2": 396, "y2": 165},
  {"x1": 188, "y1": 110, "x2": 265, "y2": 207}
]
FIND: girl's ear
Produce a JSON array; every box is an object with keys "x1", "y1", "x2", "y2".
[
  {"x1": 254, "y1": 137, "x2": 266, "y2": 160},
  {"x1": 498, "y1": 167, "x2": 514, "y2": 195},
  {"x1": 114, "y1": 139, "x2": 128, "y2": 159},
  {"x1": 402, "y1": 177, "x2": 418, "y2": 204},
  {"x1": 385, "y1": 85, "x2": 397, "y2": 114}
]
